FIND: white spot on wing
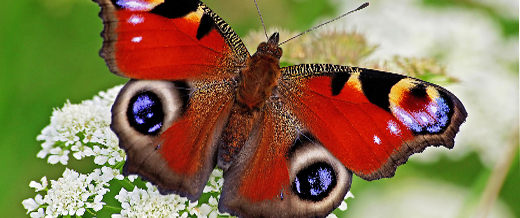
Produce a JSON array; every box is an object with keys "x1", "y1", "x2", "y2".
[
  {"x1": 429, "y1": 105, "x2": 438, "y2": 113},
  {"x1": 373, "y1": 135, "x2": 381, "y2": 145},
  {"x1": 387, "y1": 121, "x2": 401, "y2": 136},
  {"x1": 131, "y1": 36, "x2": 142, "y2": 43},
  {"x1": 128, "y1": 15, "x2": 144, "y2": 25}
]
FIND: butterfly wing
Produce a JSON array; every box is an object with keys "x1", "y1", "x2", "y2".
[
  {"x1": 95, "y1": 0, "x2": 249, "y2": 80},
  {"x1": 95, "y1": 0, "x2": 249, "y2": 199},
  {"x1": 219, "y1": 100, "x2": 353, "y2": 218},
  {"x1": 279, "y1": 64, "x2": 467, "y2": 180}
]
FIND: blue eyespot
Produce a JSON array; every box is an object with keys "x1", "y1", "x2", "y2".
[
  {"x1": 127, "y1": 91, "x2": 164, "y2": 135},
  {"x1": 293, "y1": 162, "x2": 337, "y2": 201}
]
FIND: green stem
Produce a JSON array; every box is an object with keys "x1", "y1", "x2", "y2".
[
  {"x1": 104, "y1": 204, "x2": 123, "y2": 212},
  {"x1": 85, "y1": 208, "x2": 97, "y2": 216},
  {"x1": 116, "y1": 178, "x2": 136, "y2": 191},
  {"x1": 474, "y1": 124, "x2": 519, "y2": 218}
]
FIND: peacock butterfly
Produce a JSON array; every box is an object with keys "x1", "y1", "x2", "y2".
[{"x1": 92, "y1": 0, "x2": 467, "y2": 217}]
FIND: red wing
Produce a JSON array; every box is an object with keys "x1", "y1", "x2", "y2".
[
  {"x1": 218, "y1": 100, "x2": 353, "y2": 218},
  {"x1": 111, "y1": 79, "x2": 235, "y2": 200},
  {"x1": 280, "y1": 64, "x2": 467, "y2": 180},
  {"x1": 94, "y1": 0, "x2": 249, "y2": 80}
]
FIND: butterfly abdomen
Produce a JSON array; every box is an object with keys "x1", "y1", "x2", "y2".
[{"x1": 217, "y1": 107, "x2": 260, "y2": 170}]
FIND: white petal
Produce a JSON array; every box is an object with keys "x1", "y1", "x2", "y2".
[
  {"x1": 94, "y1": 156, "x2": 109, "y2": 165},
  {"x1": 29, "y1": 181, "x2": 43, "y2": 191},
  {"x1": 326, "y1": 213, "x2": 338, "y2": 218},
  {"x1": 76, "y1": 208, "x2": 86, "y2": 216},
  {"x1": 29, "y1": 208, "x2": 45, "y2": 218},
  {"x1": 47, "y1": 155, "x2": 60, "y2": 164},
  {"x1": 338, "y1": 201, "x2": 348, "y2": 211},
  {"x1": 22, "y1": 198, "x2": 39, "y2": 212},
  {"x1": 199, "y1": 204, "x2": 212, "y2": 215},
  {"x1": 209, "y1": 211, "x2": 218, "y2": 218}
]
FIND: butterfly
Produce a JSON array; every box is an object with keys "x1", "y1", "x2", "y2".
[{"x1": 92, "y1": 0, "x2": 467, "y2": 217}]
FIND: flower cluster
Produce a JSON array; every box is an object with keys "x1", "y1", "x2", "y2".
[
  {"x1": 36, "y1": 85, "x2": 124, "y2": 166},
  {"x1": 22, "y1": 167, "x2": 115, "y2": 217},
  {"x1": 111, "y1": 171, "x2": 230, "y2": 218}
]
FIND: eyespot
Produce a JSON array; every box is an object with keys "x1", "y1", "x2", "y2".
[
  {"x1": 293, "y1": 161, "x2": 337, "y2": 201},
  {"x1": 112, "y1": 79, "x2": 189, "y2": 139},
  {"x1": 389, "y1": 79, "x2": 451, "y2": 134},
  {"x1": 127, "y1": 91, "x2": 164, "y2": 135},
  {"x1": 285, "y1": 136, "x2": 352, "y2": 215}
]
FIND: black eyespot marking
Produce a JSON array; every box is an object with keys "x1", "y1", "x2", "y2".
[
  {"x1": 293, "y1": 162, "x2": 337, "y2": 201},
  {"x1": 409, "y1": 83, "x2": 427, "y2": 97},
  {"x1": 150, "y1": 0, "x2": 199, "y2": 19},
  {"x1": 127, "y1": 91, "x2": 164, "y2": 135},
  {"x1": 330, "y1": 74, "x2": 351, "y2": 96}
]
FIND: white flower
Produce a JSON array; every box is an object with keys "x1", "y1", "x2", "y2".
[
  {"x1": 29, "y1": 176, "x2": 48, "y2": 192},
  {"x1": 42, "y1": 168, "x2": 108, "y2": 217},
  {"x1": 29, "y1": 208, "x2": 45, "y2": 218},
  {"x1": 93, "y1": 146, "x2": 110, "y2": 165},
  {"x1": 22, "y1": 194, "x2": 44, "y2": 212},
  {"x1": 71, "y1": 141, "x2": 95, "y2": 160},
  {"x1": 201, "y1": 196, "x2": 221, "y2": 218},
  {"x1": 127, "y1": 175, "x2": 138, "y2": 182},
  {"x1": 328, "y1": 191, "x2": 354, "y2": 217},
  {"x1": 338, "y1": 191, "x2": 354, "y2": 211},
  {"x1": 326, "y1": 214, "x2": 339, "y2": 218},
  {"x1": 184, "y1": 200, "x2": 203, "y2": 217},
  {"x1": 203, "y1": 169, "x2": 224, "y2": 193},
  {"x1": 91, "y1": 130, "x2": 126, "y2": 166},
  {"x1": 86, "y1": 195, "x2": 106, "y2": 211},
  {"x1": 36, "y1": 85, "x2": 124, "y2": 166},
  {"x1": 113, "y1": 182, "x2": 189, "y2": 218},
  {"x1": 95, "y1": 166, "x2": 124, "y2": 183},
  {"x1": 47, "y1": 147, "x2": 70, "y2": 165}
]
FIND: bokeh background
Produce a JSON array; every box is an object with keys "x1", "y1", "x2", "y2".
[{"x1": 1, "y1": 0, "x2": 518, "y2": 217}]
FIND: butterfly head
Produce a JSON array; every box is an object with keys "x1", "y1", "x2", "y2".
[{"x1": 256, "y1": 32, "x2": 283, "y2": 59}]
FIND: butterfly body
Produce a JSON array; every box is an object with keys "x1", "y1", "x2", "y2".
[
  {"x1": 237, "y1": 33, "x2": 282, "y2": 110},
  {"x1": 94, "y1": 0, "x2": 467, "y2": 217}
]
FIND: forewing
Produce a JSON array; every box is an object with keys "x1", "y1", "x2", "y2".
[
  {"x1": 280, "y1": 64, "x2": 467, "y2": 180},
  {"x1": 94, "y1": 0, "x2": 249, "y2": 80}
]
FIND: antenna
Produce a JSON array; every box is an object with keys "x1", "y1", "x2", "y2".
[
  {"x1": 278, "y1": 2, "x2": 369, "y2": 46},
  {"x1": 253, "y1": 0, "x2": 269, "y2": 40}
]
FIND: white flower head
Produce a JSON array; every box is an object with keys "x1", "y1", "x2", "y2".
[
  {"x1": 36, "y1": 85, "x2": 125, "y2": 166},
  {"x1": 113, "y1": 182, "x2": 189, "y2": 218},
  {"x1": 31, "y1": 168, "x2": 110, "y2": 217}
]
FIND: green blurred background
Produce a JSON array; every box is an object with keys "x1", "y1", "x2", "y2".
[{"x1": 1, "y1": 0, "x2": 518, "y2": 217}]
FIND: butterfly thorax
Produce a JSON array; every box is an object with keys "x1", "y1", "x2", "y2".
[{"x1": 237, "y1": 33, "x2": 283, "y2": 110}]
